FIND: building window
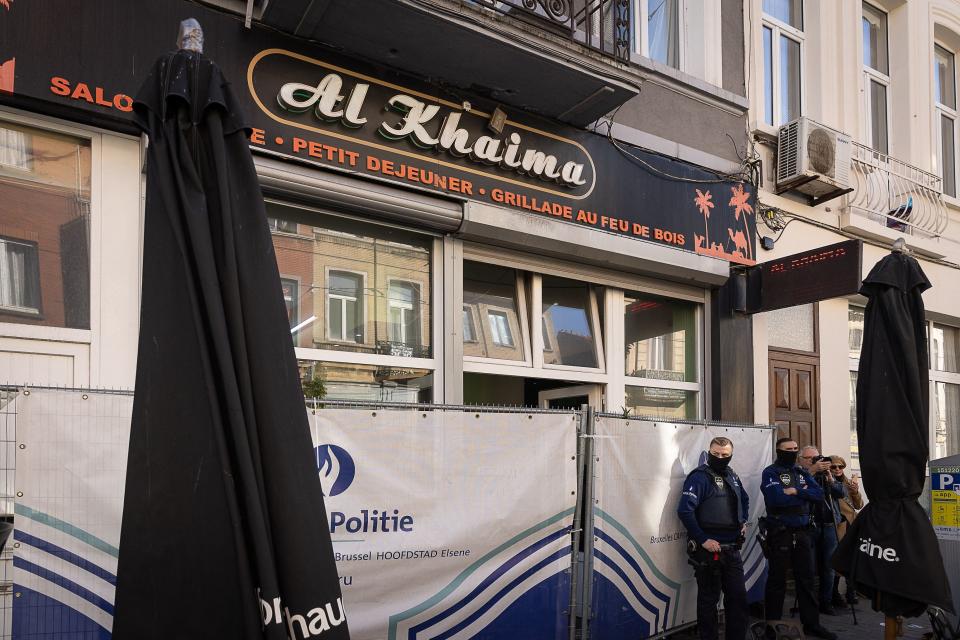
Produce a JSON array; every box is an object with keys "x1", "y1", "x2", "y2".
[
  {"x1": 862, "y1": 2, "x2": 890, "y2": 154},
  {"x1": 387, "y1": 281, "x2": 420, "y2": 350},
  {"x1": 268, "y1": 202, "x2": 434, "y2": 402},
  {"x1": 646, "y1": 0, "x2": 680, "y2": 68},
  {"x1": 935, "y1": 44, "x2": 958, "y2": 197},
  {"x1": 848, "y1": 306, "x2": 865, "y2": 469},
  {"x1": 0, "y1": 238, "x2": 41, "y2": 313},
  {"x1": 931, "y1": 324, "x2": 960, "y2": 458},
  {"x1": 0, "y1": 127, "x2": 31, "y2": 171},
  {"x1": 762, "y1": 0, "x2": 803, "y2": 127},
  {"x1": 280, "y1": 277, "x2": 299, "y2": 329},
  {"x1": 463, "y1": 306, "x2": 477, "y2": 343},
  {"x1": 328, "y1": 271, "x2": 363, "y2": 343},
  {"x1": 0, "y1": 120, "x2": 91, "y2": 330}
]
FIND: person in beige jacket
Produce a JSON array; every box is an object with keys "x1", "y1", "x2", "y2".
[{"x1": 830, "y1": 455, "x2": 863, "y2": 606}]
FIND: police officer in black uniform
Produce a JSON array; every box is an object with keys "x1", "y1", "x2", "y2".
[
  {"x1": 760, "y1": 438, "x2": 837, "y2": 640},
  {"x1": 677, "y1": 436, "x2": 749, "y2": 640}
]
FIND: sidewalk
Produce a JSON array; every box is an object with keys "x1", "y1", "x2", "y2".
[{"x1": 809, "y1": 604, "x2": 933, "y2": 640}]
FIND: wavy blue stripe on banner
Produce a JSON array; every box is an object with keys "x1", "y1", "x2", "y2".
[
  {"x1": 13, "y1": 557, "x2": 115, "y2": 615},
  {"x1": 743, "y1": 535, "x2": 764, "y2": 580},
  {"x1": 409, "y1": 527, "x2": 570, "y2": 637},
  {"x1": 429, "y1": 548, "x2": 570, "y2": 640},
  {"x1": 593, "y1": 548, "x2": 661, "y2": 627},
  {"x1": 593, "y1": 508, "x2": 682, "y2": 626},
  {"x1": 595, "y1": 528, "x2": 671, "y2": 611},
  {"x1": 388, "y1": 508, "x2": 574, "y2": 640},
  {"x1": 14, "y1": 530, "x2": 117, "y2": 586},
  {"x1": 15, "y1": 504, "x2": 119, "y2": 558},
  {"x1": 13, "y1": 585, "x2": 111, "y2": 640}
]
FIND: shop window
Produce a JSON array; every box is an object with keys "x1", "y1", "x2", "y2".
[
  {"x1": 387, "y1": 280, "x2": 421, "y2": 351},
  {"x1": 624, "y1": 292, "x2": 699, "y2": 382},
  {"x1": 463, "y1": 262, "x2": 526, "y2": 362},
  {"x1": 0, "y1": 127, "x2": 31, "y2": 171},
  {"x1": 0, "y1": 238, "x2": 41, "y2": 314},
  {"x1": 267, "y1": 204, "x2": 432, "y2": 357},
  {"x1": 328, "y1": 271, "x2": 364, "y2": 343},
  {"x1": 280, "y1": 277, "x2": 299, "y2": 329},
  {"x1": 762, "y1": 0, "x2": 803, "y2": 127},
  {"x1": 0, "y1": 120, "x2": 90, "y2": 330},
  {"x1": 936, "y1": 43, "x2": 958, "y2": 197},
  {"x1": 299, "y1": 360, "x2": 432, "y2": 404},
  {"x1": 849, "y1": 371, "x2": 859, "y2": 468},
  {"x1": 863, "y1": 2, "x2": 890, "y2": 153},
  {"x1": 541, "y1": 275, "x2": 601, "y2": 369}
]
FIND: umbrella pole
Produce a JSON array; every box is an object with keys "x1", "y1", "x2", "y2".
[{"x1": 883, "y1": 616, "x2": 904, "y2": 640}]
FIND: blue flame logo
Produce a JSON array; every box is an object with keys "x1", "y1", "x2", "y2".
[{"x1": 315, "y1": 444, "x2": 356, "y2": 497}]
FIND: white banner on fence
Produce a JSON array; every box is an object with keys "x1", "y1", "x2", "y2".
[
  {"x1": 10, "y1": 391, "x2": 578, "y2": 640},
  {"x1": 12, "y1": 390, "x2": 132, "y2": 640},
  {"x1": 310, "y1": 408, "x2": 579, "y2": 640},
  {"x1": 590, "y1": 419, "x2": 772, "y2": 639}
]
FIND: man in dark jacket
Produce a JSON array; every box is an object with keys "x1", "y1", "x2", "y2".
[
  {"x1": 677, "y1": 436, "x2": 749, "y2": 640},
  {"x1": 799, "y1": 445, "x2": 846, "y2": 615},
  {"x1": 761, "y1": 438, "x2": 836, "y2": 640}
]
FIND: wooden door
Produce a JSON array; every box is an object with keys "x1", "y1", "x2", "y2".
[{"x1": 769, "y1": 354, "x2": 820, "y2": 448}]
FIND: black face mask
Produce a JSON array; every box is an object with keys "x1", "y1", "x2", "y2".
[
  {"x1": 776, "y1": 449, "x2": 798, "y2": 467},
  {"x1": 707, "y1": 453, "x2": 732, "y2": 472}
]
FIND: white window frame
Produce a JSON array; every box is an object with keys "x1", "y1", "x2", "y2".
[
  {"x1": 0, "y1": 237, "x2": 41, "y2": 315},
  {"x1": 935, "y1": 41, "x2": 959, "y2": 201},
  {"x1": 0, "y1": 126, "x2": 31, "y2": 172},
  {"x1": 862, "y1": 1, "x2": 891, "y2": 154},
  {"x1": 463, "y1": 269, "x2": 533, "y2": 368},
  {"x1": 462, "y1": 305, "x2": 478, "y2": 344},
  {"x1": 386, "y1": 278, "x2": 421, "y2": 347},
  {"x1": 761, "y1": 5, "x2": 805, "y2": 129},
  {"x1": 636, "y1": 0, "x2": 685, "y2": 69},
  {"x1": 930, "y1": 322, "x2": 960, "y2": 460},
  {"x1": 325, "y1": 267, "x2": 366, "y2": 344}
]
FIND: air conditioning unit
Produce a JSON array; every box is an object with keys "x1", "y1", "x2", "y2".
[{"x1": 776, "y1": 117, "x2": 853, "y2": 204}]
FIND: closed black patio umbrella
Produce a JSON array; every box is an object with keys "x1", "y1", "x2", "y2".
[
  {"x1": 113, "y1": 21, "x2": 349, "y2": 639},
  {"x1": 832, "y1": 242, "x2": 953, "y2": 621}
]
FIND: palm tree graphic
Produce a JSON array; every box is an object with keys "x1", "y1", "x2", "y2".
[
  {"x1": 694, "y1": 189, "x2": 714, "y2": 250},
  {"x1": 728, "y1": 183, "x2": 754, "y2": 260}
]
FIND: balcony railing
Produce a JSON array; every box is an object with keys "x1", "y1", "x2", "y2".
[
  {"x1": 473, "y1": 0, "x2": 632, "y2": 61},
  {"x1": 845, "y1": 141, "x2": 949, "y2": 238}
]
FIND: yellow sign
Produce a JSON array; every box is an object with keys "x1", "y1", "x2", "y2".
[{"x1": 932, "y1": 470, "x2": 960, "y2": 541}]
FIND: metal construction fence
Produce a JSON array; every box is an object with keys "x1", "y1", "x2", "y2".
[{"x1": 0, "y1": 386, "x2": 776, "y2": 640}]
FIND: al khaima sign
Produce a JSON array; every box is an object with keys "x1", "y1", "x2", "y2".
[{"x1": 0, "y1": 0, "x2": 756, "y2": 265}]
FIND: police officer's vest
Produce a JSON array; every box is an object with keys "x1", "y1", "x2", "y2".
[
  {"x1": 693, "y1": 465, "x2": 743, "y2": 532},
  {"x1": 767, "y1": 465, "x2": 811, "y2": 518}
]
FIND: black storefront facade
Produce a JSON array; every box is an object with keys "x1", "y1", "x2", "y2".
[{"x1": 0, "y1": 0, "x2": 756, "y2": 420}]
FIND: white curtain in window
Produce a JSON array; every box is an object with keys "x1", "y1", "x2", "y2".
[
  {"x1": 648, "y1": 0, "x2": 679, "y2": 68},
  {"x1": 0, "y1": 127, "x2": 30, "y2": 170}
]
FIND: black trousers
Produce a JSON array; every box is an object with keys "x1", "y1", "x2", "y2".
[
  {"x1": 764, "y1": 527, "x2": 819, "y2": 628},
  {"x1": 695, "y1": 548, "x2": 748, "y2": 640}
]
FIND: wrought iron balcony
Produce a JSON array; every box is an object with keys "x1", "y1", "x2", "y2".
[
  {"x1": 845, "y1": 142, "x2": 949, "y2": 238},
  {"x1": 472, "y1": 0, "x2": 632, "y2": 61}
]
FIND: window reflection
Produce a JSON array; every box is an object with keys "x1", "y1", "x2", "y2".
[
  {"x1": 0, "y1": 122, "x2": 91, "y2": 329},
  {"x1": 932, "y1": 324, "x2": 960, "y2": 373},
  {"x1": 848, "y1": 307, "x2": 865, "y2": 359},
  {"x1": 463, "y1": 262, "x2": 525, "y2": 361},
  {"x1": 268, "y1": 204, "x2": 432, "y2": 357},
  {"x1": 625, "y1": 387, "x2": 698, "y2": 420},
  {"x1": 624, "y1": 293, "x2": 698, "y2": 382},
  {"x1": 542, "y1": 275, "x2": 599, "y2": 368},
  {"x1": 299, "y1": 360, "x2": 431, "y2": 403}
]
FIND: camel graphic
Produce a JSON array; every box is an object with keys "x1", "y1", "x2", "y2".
[{"x1": 727, "y1": 228, "x2": 749, "y2": 258}]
